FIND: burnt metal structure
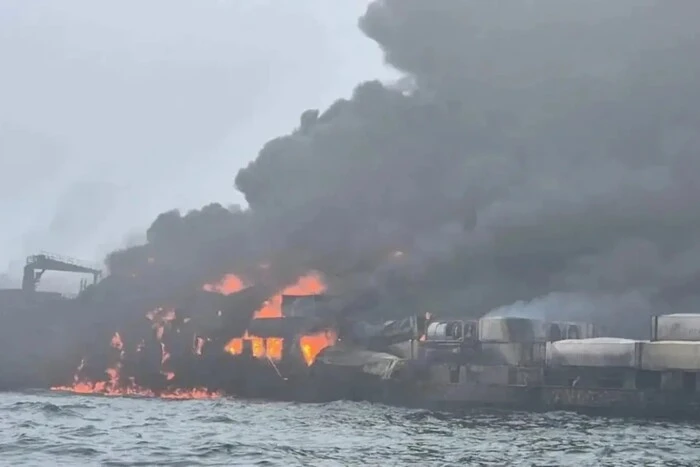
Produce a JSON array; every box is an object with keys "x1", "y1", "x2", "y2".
[{"x1": 21, "y1": 252, "x2": 102, "y2": 293}]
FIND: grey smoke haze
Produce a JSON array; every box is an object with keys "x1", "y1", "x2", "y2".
[
  {"x1": 483, "y1": 292, "x2": 652, "y2": 338},
  {"x1": 351, "y1": 0, "x2": 700, "y2": 335},
  {"x1": 0, "y1": 0, "x2": 393, "y2": 290},
  {"x1": 13, "y1": 0, "x2": 700, "y2": 339}
]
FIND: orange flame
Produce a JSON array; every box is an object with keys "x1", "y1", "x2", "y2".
[
  {"x1": 223, "y1": 271, "x2": 332, "y2": 366},
  {"x1": 52, "y1": 324, "x2": 221, "y2": 400},
  {"x1": 300, "y1": 330, "x2": 337, "y2": 366},
  {"x1": 225, "y1": 336, "x2": 243, "y2": 355},
  {"x1": 266, "y1": 337, "x2": 284, "y2": 361},
  {"x1": 225, "y1": 330, "x2": 332, "y2": 366},
  {"x1": 224, "y1": 331, "x2": 281, "y2": 361},
  {"x1": 254, "y1": 271, "x2": 326, "y2": 319},
  {"x1": 202, "y1": 274, "x2": 245, "y2": 295}
]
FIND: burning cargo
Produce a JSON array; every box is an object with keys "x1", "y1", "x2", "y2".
[
  {"x1": 30, "y1": 266, "x2": 343, "y2": 400},
  {"x1": 7, "y1": 253, "x2": 700, "y2": 420}
]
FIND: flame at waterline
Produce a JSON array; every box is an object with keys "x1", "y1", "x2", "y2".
[{"x1": 51, "y1": 307, "x2": 222, "y2": 400}]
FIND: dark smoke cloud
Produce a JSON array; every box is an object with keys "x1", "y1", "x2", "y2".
[{"x1": 106, "y1": 0, "x2": 700, "y2": 338}]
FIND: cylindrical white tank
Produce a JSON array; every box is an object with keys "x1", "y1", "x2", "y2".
[{"x1": 425, "y1": 321, "x2": 467, "y2": 341}]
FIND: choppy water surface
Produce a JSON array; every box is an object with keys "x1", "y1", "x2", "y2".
[{"x1": 1, "y1": 392, "x2": 700, "y2": 466}]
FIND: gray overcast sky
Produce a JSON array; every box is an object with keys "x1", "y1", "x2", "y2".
[{"x1": 0, "y1": 0, "x2": 395, "y2": 286}]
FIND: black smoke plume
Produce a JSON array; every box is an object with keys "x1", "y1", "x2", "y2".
[{"x1": 103, "y1": 0, "x2": 700, "y2": 339}]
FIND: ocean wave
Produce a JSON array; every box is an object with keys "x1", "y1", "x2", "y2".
[{"x1": 1, "y1": 390, "x2": 700, "y2": 466}]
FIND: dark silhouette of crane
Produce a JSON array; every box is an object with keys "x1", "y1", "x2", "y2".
[{"x1": 21, "y1": 252, "x2": 102, "y2": 293}]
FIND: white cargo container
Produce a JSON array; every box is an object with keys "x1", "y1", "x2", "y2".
[
  {"x1": 546, "y1": 338, "x2": 643, "y2": 368},
  {"x1": 641, "y1": 341, "x2": 700, "y2": 371},
  {"x1": 478, "y1": 317, "x2": 548, "y2": 343},
  {"x1": 653, "y1": 314, "x2": 700, "y2": 342}
]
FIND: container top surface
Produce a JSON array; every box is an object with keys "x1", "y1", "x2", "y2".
[
  {"x1": 479, "y1": 316, "x2": 545, "y2": 324},
  {"x1": 644, "y1": 340, "x2": 700, "y2": 346},
  {"x1": 551, "y1": 337, "x2": 640, "y2": 345}
]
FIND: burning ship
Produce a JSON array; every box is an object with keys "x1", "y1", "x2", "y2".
[
  {"x1": 44, "y1": 268, "x2": 341, "y2": 401},
  {"x1": 5, "y1": 251, "x2": 700, "y2": 419}
]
